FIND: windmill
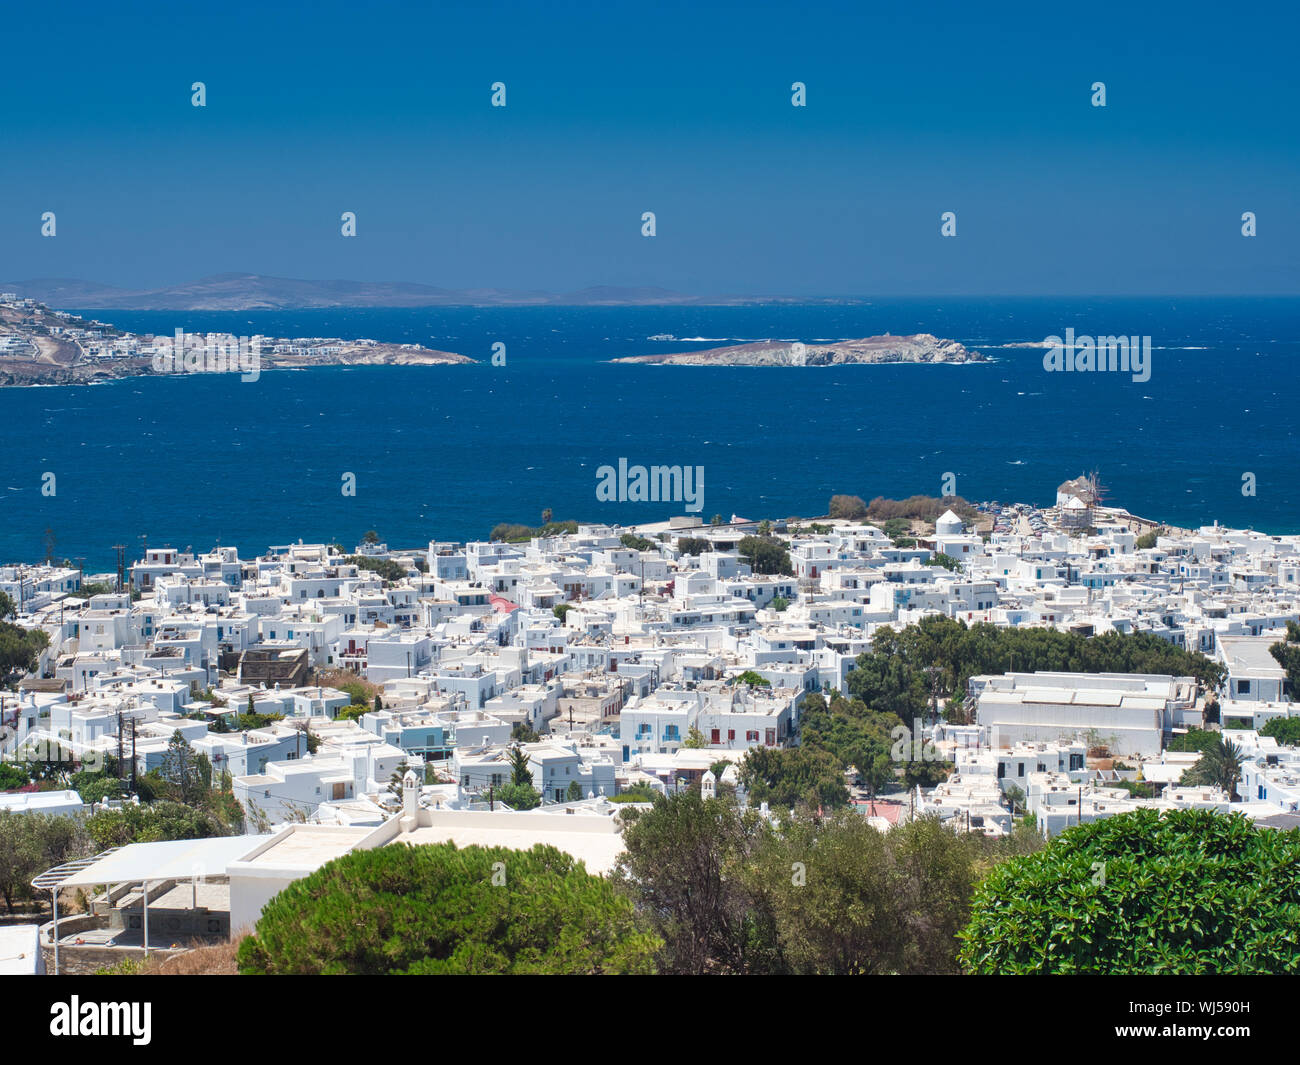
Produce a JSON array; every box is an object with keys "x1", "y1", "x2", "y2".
[{"x1": 1083, "y1": 470, "x2": 1109, "y2": 529}]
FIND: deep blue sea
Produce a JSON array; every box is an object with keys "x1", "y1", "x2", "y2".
[{"x1": 2, "y1": 298, "x2": 1297, "y2": 569}]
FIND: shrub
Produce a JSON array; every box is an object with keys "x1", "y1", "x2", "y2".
[
  {"x1": 238, "y1": 842, "x2": 660, "y2": 974},
  {"x1": 960, "y1": 809, "x2": 1300, "y2": 974}
]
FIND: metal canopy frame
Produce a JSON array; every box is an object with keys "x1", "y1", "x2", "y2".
[{"x1": 32, "y1": 848, "x2": 137, "y2": 976}]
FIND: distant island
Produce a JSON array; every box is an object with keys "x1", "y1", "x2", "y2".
[
  {"x1": 0, "y1": 294, "x2": 473, "y2": 387},
  {"x1": 0, "y1": 274, "x2": 868, "y2": 312},
  {"x1": 610, "y1": 334, "x2": 987, "y2": 367}
]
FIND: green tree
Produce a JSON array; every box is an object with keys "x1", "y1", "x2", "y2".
[
  {"x1": 737, "y1": 536, "x2": 793, "y2": 576},
  {"x1": 961, "y1": 809, "x2": 1300, "y2": 974},
  {"x1": 0, "y1": 761, "x2": 31, "y2": 791},
  {"x1": 738, "y1": 746, "x2": 849, "y2": 809},
  {"x1": 614, "y1": 791, "x2": 781, "y2": 974},
  {"x1": 0, "y1": 811, "x2": 88, "y2": 912},
  {"x1": 0, "y1": 621, "x2": 49, "y2": 681},
  {"x1": 85, "y1": 800, "x2": 230, "y2": 849},
  {"x1": 743, "y1": 811, "x2": 976, "y2": 974},
  {"x1": 553, "y1": 603, "x2": 573, "y2": 623},
  {"x1": 615, "y1": 794, "x2": 992, "y2": 975},
  {"x1": 1260, "y1": 717, "x2": 1300, "y2": 747},
  {"x1": 497, "y1": 782, "x2": 541, "y2": 810},
  {"x1": 566, "y1": 780, "x2": 583, "y2": 802},
  {"x1": 881, "y1": 517, "x2": 911, "y2": 541},
  {"x1": 508, "y1": 745, "x2": 533, "y2": 787},
  {"x1": 797, "y1": 692, "x2": 902, "y2": 797},
  {"x1": 682, "y1": 726, "x2": 707, "y2": 749},
  {"x1": 238, "y1": 842, "x2": 660, "y2": 974},
  {"x1": 1167, "y1": 727, "x2": 1221, "y2": 753},
  {"x1": 732, "y1": 670, "x2": 770, "y2": 687},
  {"x1": 1180, "y1": 736, "x2": 1244, "y2": 800},
  {"x1": 159, "y1": 731, "x2": 207, "y2": 804},
  {"x1": 902, "y1": 758, "x2": 955, "y2": 789},
  {"x1": 0, "y1": 591, "x2": 15, "y2": 620}
]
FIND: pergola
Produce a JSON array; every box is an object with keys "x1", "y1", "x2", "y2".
[{"x1": 32, "y1": 835, "x2": 263, "y2": 974}]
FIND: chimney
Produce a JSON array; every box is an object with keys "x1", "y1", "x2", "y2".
[{"x1": 401, "y1": 768, "x2": 420, "y2": 830}]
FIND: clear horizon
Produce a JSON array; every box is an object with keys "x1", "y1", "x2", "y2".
[{"x1": 1, "y1": 0, "x2": 1297, "y2": 297}]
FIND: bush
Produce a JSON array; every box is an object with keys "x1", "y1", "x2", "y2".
[
  {"x1": 1166, "y1": 727, "x2": 1221, "y2": 753},
  {"x1": 736, "y1": 536, "x2": 793, "y2": 576},
  {"x1": 344, "y1": 556, "x2": 408, "y2": 583},
  {"x1": 739, "y1": 746, "x2": 849, "y2": 809},
  {"x1": 0, "y1": 811, "x2": 89, "y2": 912},
  {"x1": 610, "y1": 784, "x2": 660, "y2": 804},
  {"x1": 238, "y1": 842, "x2": 660, "y2": 974},
  {"x1": 1260, "y1": 717, "x2": 1300, "y2": 747},
  {"x1": 961, "y1": 809, "x2": 1300, "y2": 974},
  {"x1": 496, "y1": 783, "x2": 541, "y2": 810},
  {"x1": 828, "y1": 494, "x2": 868, "y2": 520},
  {"x1": 85, "y1": 800, "x2": 229, "y2": 849}
]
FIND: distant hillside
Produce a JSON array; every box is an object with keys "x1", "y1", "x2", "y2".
[{"x1": 0, "y1": 274, "x2": 863, "y2": 312}]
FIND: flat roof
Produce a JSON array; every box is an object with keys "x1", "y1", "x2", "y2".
[
  {"x1": 238, "y1": 824, "x2": 375, "y2": 870},
  {"x1": 0, "y1": 925, "x2": 42, "y2": 975},
  {"x1": 1219, "y1": 635, "x2": 1287, "y2": 676},
  {"x1": 47, "y1": 835, "x2": 267, "y2": 888}
]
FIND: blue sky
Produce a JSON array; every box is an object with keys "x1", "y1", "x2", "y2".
[{"x1": 2, "y1": 0, "x2": 1296, "y2": 295}]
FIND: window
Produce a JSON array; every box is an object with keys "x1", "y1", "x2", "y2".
[
  {"x1": 727, "y1": 729, "x2": 735, "y2": 741},
  {"x1": 710, "y1": 729, "x2": 720, "y2": 744}
]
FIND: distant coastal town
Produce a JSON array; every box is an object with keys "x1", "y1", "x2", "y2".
[{"x1": 0, "y1": 293, "x2": 473, "y2": 387}]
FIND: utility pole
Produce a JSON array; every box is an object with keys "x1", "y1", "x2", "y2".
[{"x1": 130, "y1": 718, "x2": 137, "y2": 794}]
